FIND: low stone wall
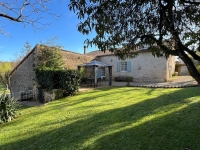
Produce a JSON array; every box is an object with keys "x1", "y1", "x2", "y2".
[{"x1": 37, "y1": 89, "x2": 63, "y2": 103}]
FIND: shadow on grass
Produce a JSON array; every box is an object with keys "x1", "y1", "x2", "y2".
[
  {"x1": 82, "y1": 100, "x2": 200, "y2": 150},
  {"x1": 1, "y1": 87, "x2": 200, "y2": 150}
]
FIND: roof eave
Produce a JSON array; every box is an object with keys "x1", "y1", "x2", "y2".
[{"x1": 9, "y1": 44, "x2": 39, "y2": 76}]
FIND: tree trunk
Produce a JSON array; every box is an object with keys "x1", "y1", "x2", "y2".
[{"x1": 178, "y1": 50, "x2": 200, "y2": 84}]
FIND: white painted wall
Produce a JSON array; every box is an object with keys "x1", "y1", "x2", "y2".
[
  {"x1": 181, "y1": 66, "x2": 190, "y2": 75},
  {"x1": 98, "y1": 52, "x2": 175, "y2": 82}
]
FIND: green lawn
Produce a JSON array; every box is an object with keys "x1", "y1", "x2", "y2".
[{"x1": 0, "y1": 87, "x2": 200, "y2": 150}]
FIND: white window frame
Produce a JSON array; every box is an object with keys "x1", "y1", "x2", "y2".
[
  {"x1": 120, "y1": 62, "x2": 127, "y2": 72},
  {"x1": 101, "y1": 67, "x2": 105, "y2": 77}
]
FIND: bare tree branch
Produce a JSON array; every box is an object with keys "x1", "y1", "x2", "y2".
[
  {"x1": 0, "y1": 13, "x2": 22, "y2": 22},
  {"x1": 0, "y1": 0, "x2": 59, "y2": 35}
]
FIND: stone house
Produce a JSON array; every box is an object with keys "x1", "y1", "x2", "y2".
[
  {"x1": 9, "y1": 44, "x2": 94, "y2": 99},
  {"x1": 87, "y1": 48, "x2": 176, "y2": 82},
  {"x1": 10, "y1": 44, "x2": 175, "y2": 100}
]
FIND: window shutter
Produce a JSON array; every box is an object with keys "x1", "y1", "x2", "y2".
[
  {"x1": 117, "y1": 62, "x2": 120, "y2": 72},
  {"x1": 97, "y1": 67, "x2": 101, "y2": 78},
  {"x1": 127, "y1": 61, "x2": 131, "y2": 72}
]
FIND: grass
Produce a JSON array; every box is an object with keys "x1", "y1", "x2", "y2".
[{"x1": 0, "y1": 86, "x2": 200, "y2": 150}]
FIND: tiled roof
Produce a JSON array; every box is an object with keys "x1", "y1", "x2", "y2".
[
  {"x1": 87, "y1": 48, "x2": 150, "y2": 57},
  {"x1": 10, "y1": 44, "x2": 94, "y2": 75},
  {"x1": 61, "y1": 50, "x2": 94, "y2": 69},
  {"x1": 87, "y1": 50, "x2": 113, "y2": 57},
  {"x1": 10, "y1": 45, "x2": 151, "y2": 76}
]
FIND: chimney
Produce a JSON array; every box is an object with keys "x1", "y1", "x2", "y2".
[{"x1": 84, "y1": 46, "x2": 87, "y2": 54}]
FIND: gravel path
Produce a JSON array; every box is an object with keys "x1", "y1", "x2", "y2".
[{"x1": 112, "y1": 76, "x2": 198, "y2": 88}]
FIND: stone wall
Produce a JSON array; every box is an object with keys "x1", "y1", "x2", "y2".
[
  {"x1": 10, "y1": 45, "x2": 94, "y2": 100},
  {"x1": 167, "y1": 55, "x2": 176, "y2": 79},
  {"x1": 10, "y1": 48, "x2": 37, "y2": 100},
  {"x1": 180, "y1": 66, "x2": 190, "y2": 75},
  {"x1": 98, "y1": 52, "x2": 175, "y2": 82}
]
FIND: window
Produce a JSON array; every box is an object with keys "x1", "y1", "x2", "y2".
[
  {"x1": 117, "y1": 61, "x2": 131, "y2": 72},
  {"x1": 120, "y1": 62, "x2": 127, "y2": 72},
  {"x1": 101, "y1": 68, "x2": 105, "y2": 77}
]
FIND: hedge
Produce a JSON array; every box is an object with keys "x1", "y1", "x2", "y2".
[{"x1": 36, "y1": 69, "x2": 81, "y2": 95}]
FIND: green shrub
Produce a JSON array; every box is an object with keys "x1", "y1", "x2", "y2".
[
  {"x1": 58, "y1": 70, "x2": 81, "y2": 95},
  {"x1": 0, "y1": 93, "x2": 19, "y2": 123},
  {"x1": 35, "y1": 68, "x2": 55, "y2": 90},
  {"x1": 37, "y1": 88, "x2": 45, "y2": 103},
  {"x1": 79, "y1": 67, "x2": 86, "y2": 78},
  {"x1": 114, "y1": 76, "x2": 133, "y2": 82},
  {"x1": 36, "y1": 69, "x2": 81, "y2": 95},
  {"x1": 125, "y1": 76, "x2": 133, "y2": 86},
  {"x1": 114, "y1": 76, "x2": 126, "y2": 82}
]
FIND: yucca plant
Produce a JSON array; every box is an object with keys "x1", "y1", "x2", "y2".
[{"x1": 0, "y1": 93, "x2": 19, "y2": 123}]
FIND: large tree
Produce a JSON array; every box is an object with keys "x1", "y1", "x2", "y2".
[
  {"x1": 69, "y1": 0, "x2": 200, "y2": 84},
  {"x1": 0, "y1": 0, "x2": 58, "y2": 36}
]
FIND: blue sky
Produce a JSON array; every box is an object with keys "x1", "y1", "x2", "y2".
[{"x1": 0, "y1": 1, "x2": 97, "y2": 62}]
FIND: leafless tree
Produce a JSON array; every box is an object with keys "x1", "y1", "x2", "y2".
[{"x1": 0, "y1": 0, "x2": 59, "y2": 36}]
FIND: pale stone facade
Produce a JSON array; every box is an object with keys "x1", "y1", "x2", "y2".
[
  {"x1": 180, "y1": 66, "x2": 189, "y2": 75},
  {"x1": 96, "y1": 51, "x2": 175, "y2": 82},
  {"x1": 10, "y1": 46, "x2": 37, "y2": 99},
  {"x1": 175, "y1": 59, "x2": 190, "y2": 76}
]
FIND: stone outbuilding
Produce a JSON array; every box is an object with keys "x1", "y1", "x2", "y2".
[{"x1": 9, "y1": 44, "x2": 94, "y2": 100}]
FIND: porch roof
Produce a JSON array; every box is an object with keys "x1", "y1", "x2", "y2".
[{"x1": 78, "y1": 60, "x2": 112, "y2": 67}]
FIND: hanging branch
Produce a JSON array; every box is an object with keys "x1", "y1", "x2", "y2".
[{"x1": 0, "y1": 0, "x2": 59, "y2": 35}]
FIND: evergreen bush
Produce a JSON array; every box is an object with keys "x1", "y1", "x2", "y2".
[
  {"x1": 35, "y1": 68, "x2": 55, "y2": 90},
  {"x1": 114, "y1": 76, "x2": 133, "y2": 82},
  {"x1": 0, "y1": 93, "x2": 19, "y2": 123},
  {"x1": 59, "y1": 70, "x2": 81, "y2": 95},
  {"x1": 36, "y1": 69, "x2": 81, "y2": 95}
]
